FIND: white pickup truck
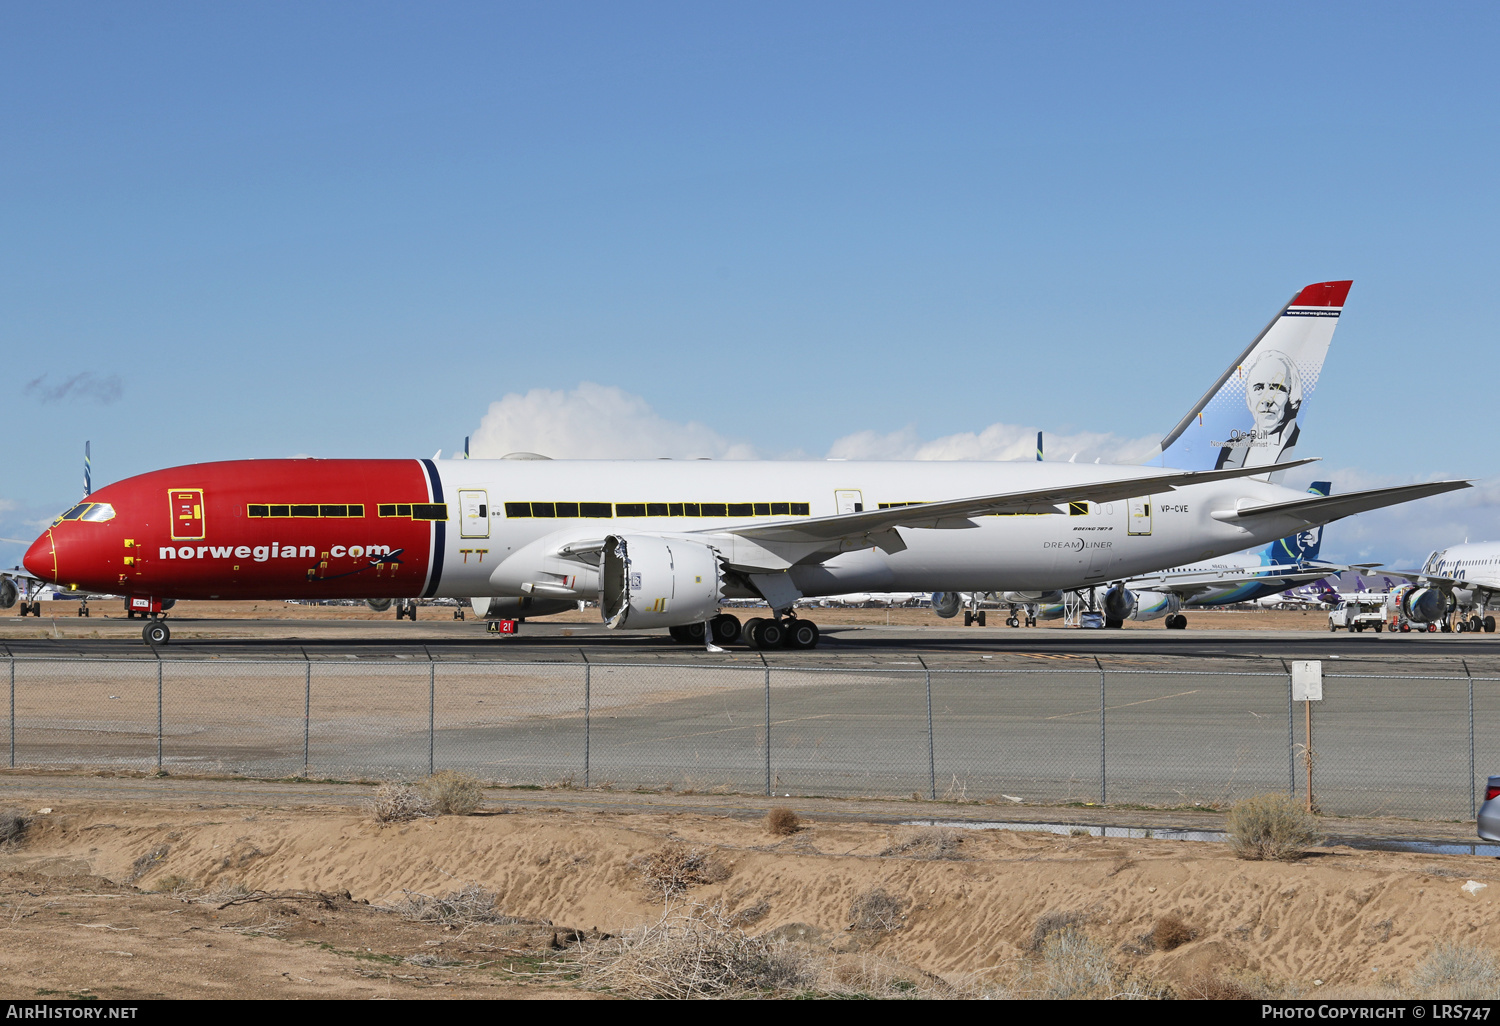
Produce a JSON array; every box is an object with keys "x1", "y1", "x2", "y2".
[{"x1": 1329, "y1": 600, "x2": 1385, "y2": 633}]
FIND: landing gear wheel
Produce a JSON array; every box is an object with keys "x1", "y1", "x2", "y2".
[
  {"x1": 757, "y1": 619, "x2": 787, "y2": 649},
  {"x1": 962, "y1": 611, "x2": 974, "y2": 627},
  {"x1": 710, "y1": 613, "x2": 742, "y2": 645},
  {"x1": 976, "y1": 611, "x2": 986, "y2": 627},
  {"x1": 1025, "y1": 615, "x2": 1037, "y2": 627},
  {"x1": 1487, "y1": 616, "x2": 1497, "y2": 634},
  {"x1": 1104, "y1": 617, "x2": 1124, "y2": 629},
  {"x1": 143, "y1": 621, "x2": 170, "y2": 646},
  {"x1": 1167, "y1": 614, "x2": 1187, "y2": 630},
  {"x1": 1470, "y1": 615, "x2": 1483, "y2": 632},
  {"x1": 668, "y1": 624, "x2": 696, "y2": 644},
  {"x1": 742, "y1": 617, "x2": 766, "y2": 648},
  {"x1": 786, "y1": 619, "x2": 820, "y2": 650},
  {"x1": 1006, "y1": 616, "x2": 1019, "y2": 627}
]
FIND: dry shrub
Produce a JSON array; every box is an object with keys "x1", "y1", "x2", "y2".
[
  {"x1": 388, "y1": 883, "x2": 528, "y2": 926},
  {"x1": 150, "y1": 874, "x2": 192, "y2": 894},
  {"x1": 0, "y1": 809, "x2": 28, "y2": 847},
  {"x1": 574, "y1": 904, "x2": 810, "y2": 998},
  {"x1": 731, "y1": 899, "x2": 770, "y2": 926},
  {"x1": 367, "y1": 783, "x2": 434, "y2": 823},
  {"x1": 1028, "y1": 909, "x2": 1090, "y2": 952},
  {"x1": 1189, "y1": 974, "x2": 1256, "y2": 1000},
  {"x1": 632, "y1": 843, "x2": 729, "y2": 897},
  {"x1": 1151, "y1": 914, "x2": 1194, "y2": 951},
  {"x1": 766, "y1": 807, "x2": 800, "y2": 836},
  {"x1": 126, "y1": 844, "x2": 170, "y2": 883},
  {"x1": 880, "y1": 827, "x2": 964, "y2": 860},
  {"x1": 1018, "y1": 925, "x2": 1163, "y2": 1000},
  {"x1": 1409, "y1": 942, "x2": 1500, "y2": 999},
  {"x1": 1225, "y1": 793, "x2": 1322, "y2": 861},
  {"x1": 416, "y1": 770, "x2": 485, "y2": 815},
  {"x1": 848, "y1": 888, "x2": 907, "y2": 932}
]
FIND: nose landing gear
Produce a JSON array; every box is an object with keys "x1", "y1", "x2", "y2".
[{"x1": 142, "y1": 619, "x2": 170, "y2": 645}]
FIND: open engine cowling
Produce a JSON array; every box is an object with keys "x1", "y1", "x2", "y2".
[
  {"x1": 1102, "y1": 585, "x2": 1181, "y2": 622},
  {"x1": 0, "y1": 578, "x2": 17, "y2": 609},
  {"x1": 1399, "y1": 586, "x2": 1448, "y2": 624},
  {"x1": 931, "y1": 592, "x2": 963, "y2": 619},
  {"x1": 601, "y1": 534, "x2": 723, "y2": 629}
]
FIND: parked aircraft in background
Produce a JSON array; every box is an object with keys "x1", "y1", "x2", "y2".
[
  {"x1": 1374, "y1": 543, "x2": 1500, "y2": 633},
  {"x1": 19, "y1": 280, "x2": 1470, "y2": 648}
]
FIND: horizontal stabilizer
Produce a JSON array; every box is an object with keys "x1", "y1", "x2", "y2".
[{"x1": 1211, "y1": 480, "x2": 1469, "y2": 525}]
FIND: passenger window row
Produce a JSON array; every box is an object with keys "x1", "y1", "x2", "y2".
[
  {"x1": 248, "y1": 504, "x2": 367, "y2": 518},
  {"x1": 504, "y1": 501, "x2": 812, "y2": 519}
]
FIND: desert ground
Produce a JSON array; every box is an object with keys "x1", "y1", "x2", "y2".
[{"x1": 0, "y1": 781, "x2": 1497, "y2": 1000}]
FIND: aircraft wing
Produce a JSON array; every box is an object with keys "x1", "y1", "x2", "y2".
[
  {"x1": 723, "y1": 459, "x2": 1319, "y2": 545},
  {"x1": 698, "y1": 458, "x2": 1319, "y2": 571},
  {"x1": 1209, "y1": 480, "x2": 1470, "y2": 526},
  {"x1": 1366, "y1": 567, "x2": 1475, "y2": 590},
  {"x1": 1121, "y1": 563, "x2": 1338, "y2": 598}
]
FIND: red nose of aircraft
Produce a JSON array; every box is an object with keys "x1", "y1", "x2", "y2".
[{"x1": 24, "y1": 530, "x2": 57, "y2": 582}]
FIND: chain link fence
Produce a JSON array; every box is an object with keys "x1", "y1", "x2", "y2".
[{"x1": 5, "y1": 657, "x2": 1496, "y2": 821}]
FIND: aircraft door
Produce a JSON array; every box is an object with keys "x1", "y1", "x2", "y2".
[
  {"x1": 169, "y1": 489, "x2": 205, "y2": 540},
  {"x1": 458, "y1": 489, "x2": 490, "y2": 539},
  {"x1": 1128, "y1": 497, "x2": 1153, "y2": 536},
  {"x1": 835, "y1": 489, "x2": 864, "y2": 515}
]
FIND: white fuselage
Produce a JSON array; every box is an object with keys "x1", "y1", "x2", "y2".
[{"x1": 425, "y1": 458, "x2": 1326, "y2": 601}]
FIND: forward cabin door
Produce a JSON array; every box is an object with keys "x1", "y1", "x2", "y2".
[
  {"x1": 169, "y1": 488, "x2": 205, "y2": 540},
  {"x1": 458, "y1": 489, "x2": 490, "y2": 539}
]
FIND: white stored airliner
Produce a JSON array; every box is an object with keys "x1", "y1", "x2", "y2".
[{"x1": 16, "y1": 279, "x2": 1472, "y2": 649}]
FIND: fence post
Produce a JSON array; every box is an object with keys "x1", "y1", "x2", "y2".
[
  {"x1": 428, "y1": 661, "x2": 435, "y2": 776},
  {"x1": 303, "y1": 660, "x2": 311, "y2": 778},
  {"x1": 1097, "y1": 660, "x2": 1107, "y2": 805},
  {"x1": 1288, "y1": 671, "x2": 1296, "y2": 797},
  {"x1": 583, "y1": 663, "x2": 591, "y2": 789},
  {"x1": 764, "y1": 666, "x2": 771, "y2": 797},
  {"x1": 1466, "y1": 660, "x2": 1476, "y2": 820},
  {"x1": 925, "y1": 669, "x2": 935, "y2": 801},
  {"x1": 9, "y1": 658, "x2": 14, "y2": 769},
  {"x1": 155, "y1": 660, "x2": 163, "y2": 774}
]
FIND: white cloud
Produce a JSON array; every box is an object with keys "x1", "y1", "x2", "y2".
[{"x1": 469, "y1": 383, "x2": 759, "y2": 460}]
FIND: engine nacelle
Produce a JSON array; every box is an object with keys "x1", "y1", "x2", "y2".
[
  {"x1": 471, "y1": 596, "x2": 576, "y2": 619},
  {"x1": 601, "y1": 534, "x2": 723, "y2": 629},
  {"x1": 931, "y1": 592, "x2": 963, "y2": 619},
  {"x1": 1035, "y1": 602, "x2": 1066, "y2": 621},
  {"x1": 366, "y1": 598, "x2": 393, "y2": 612},
  {"x1": 0, "y1": 578, "x2": 17, "y2": 609},
  {"x1": 1103, "y1": 585, "x2": 1181, "y2": 622},
  {"x1": 1002, "y1": 591, "x2": 1063, "y2": 604},
  {"x1": 1400, "y1": 586, "x2": 1448, "y2": 624}
]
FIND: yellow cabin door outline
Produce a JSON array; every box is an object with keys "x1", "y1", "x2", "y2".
[
  {"x1": 834, "y1": 489, "x2": 863, "y2": 515},
  {"x1": 1128, "y1": 497, "x2": 1153, "y2": 536},
  {"x1": 458, "y1": 489, "x2": 490, "y2": 539},
  {"x1": 169, "y1": 488, "x2": 205, "y2": 540}
]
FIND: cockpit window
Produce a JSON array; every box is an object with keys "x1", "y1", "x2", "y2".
[{"x1": 51, "y1": 502, "x2": 116, "y2": 525}]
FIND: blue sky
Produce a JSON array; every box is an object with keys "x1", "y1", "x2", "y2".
[{"x1": 4, "y1": 1, "x2": 1497, "y2": 569}]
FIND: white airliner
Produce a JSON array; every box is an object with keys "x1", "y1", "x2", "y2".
[
  {"x1": 17, "y1": 279, "x2": 1473, "y2": 650},
  {"x1": 1373, "y1": 544, "x2": 1500, "y2": 633}
]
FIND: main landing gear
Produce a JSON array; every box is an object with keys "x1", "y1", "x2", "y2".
[
  {"x1": 395, "y1": 600, "x2": 419, "y2": 621},
  {"x1": 1165, "y1": 614, "x2": 1188, "y2": 630},
  {"x1": 667, "y1": 613, "x2": 823, "y2": 650}
]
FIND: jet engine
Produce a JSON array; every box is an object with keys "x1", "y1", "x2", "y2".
[
  {"x1": 601, "y1": 534, "x2": 723, "y2": 629},
  {"x1": 365, "y1": 598, "x2": 393, "y2": 612},
  {"x1": 471, "y1": 596, "x2": 575, "y2": 619},
  {"x1": 0, "y1": 578, "x2": 17, "y2": 609},
  {"x1": 1102, "y1": 585, "x2": 1181, "y2": 622},
  {"x1": 1398, "y1": 586, "x2": 1448, "y2": 624},
  {"x1": 931, "y1": 592, "x2": 963, "y2": 619}
]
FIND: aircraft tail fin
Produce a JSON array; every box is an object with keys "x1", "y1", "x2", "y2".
[
  {"x1": 1265, "y1": 481, "x2": 1330, "y2": 564},
  {"x1": 1155, "y1": 281, "x2": 1351, "y2": 481}
]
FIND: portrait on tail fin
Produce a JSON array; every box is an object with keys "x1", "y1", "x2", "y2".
[{"x1": 1214, "y1": 349, "x2": 1302, "y2": 471}]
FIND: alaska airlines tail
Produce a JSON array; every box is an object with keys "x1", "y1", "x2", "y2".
[
  {"x1": 1265, "y1": 481, "x2": 1331, "y2": 564},
  {"x1": 1155, "y1": 281, "x2": 1351, "y2": 480}
]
